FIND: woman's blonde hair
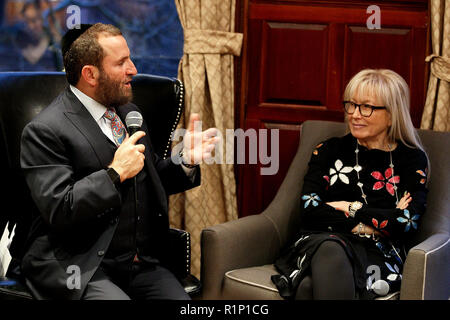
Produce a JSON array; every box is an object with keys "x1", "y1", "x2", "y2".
[{"x1": 343, "y1": 69, "x2": 425, "y2": 153}]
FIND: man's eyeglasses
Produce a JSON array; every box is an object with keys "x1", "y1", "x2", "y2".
[{"x1": 343, "y1": 101, "x2": 387, "y2": 117}]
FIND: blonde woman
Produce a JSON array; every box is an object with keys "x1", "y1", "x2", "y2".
[{"x1": 272, "y1": 69, "x2": 428, "y2": 300}]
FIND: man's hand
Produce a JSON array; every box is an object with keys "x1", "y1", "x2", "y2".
[
  {"x1": 108, "y1": 131, "x2": 146, "y2": 182},
  {"x1": 181, "y1": 113, "x2": 220, "y2": 165}
]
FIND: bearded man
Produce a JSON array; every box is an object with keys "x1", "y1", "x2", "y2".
[{"x1": 19, "y1": 23, "x2": 218, "y2": 300}]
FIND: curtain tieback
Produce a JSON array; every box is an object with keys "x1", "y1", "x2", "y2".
[
  {"x1": 426, "y1": 54, "x2": 450, "y2": 82},
  {"x1": 184, "y1": 29, "x2": 243, "y2": 56}
]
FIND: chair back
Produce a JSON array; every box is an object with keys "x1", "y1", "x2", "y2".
[
  {"x1": 0, "y1": 71, "x2": 183, "y2": 265},
  {"x1": 131, "y1": 74, "x2": 184, "y2": 159},
  {"x1": 264, "y1": 120, "x2": 346, "y2": 248},
  {"x1": 415, "y1": 129, "x2": 450, "y2": 243}
]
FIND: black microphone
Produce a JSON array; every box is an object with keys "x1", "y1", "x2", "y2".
[{"x1": 125, "y1": 111, "x2": 143, "y2": 136}]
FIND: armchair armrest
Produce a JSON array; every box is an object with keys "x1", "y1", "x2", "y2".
[
  {"x1": 163, "y1": 228, "x2": 191, "y2": 280},
  {"x1": 200, "y1": 214, "x2": 280, "y2": 299},
  {"x1": 400, "y1": 233, "x2": 450, "y2": 300}
]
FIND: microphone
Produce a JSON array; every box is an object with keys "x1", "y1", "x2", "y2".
[
  {"x1": 125, "y1": 111, "x2": 143, "y2": 136},
  {"x1": 124, "y1": 111, "x2": 144, "y2": 226}
]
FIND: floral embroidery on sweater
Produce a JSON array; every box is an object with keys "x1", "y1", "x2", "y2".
[{"x1": 371, "y1": 168, "x2": 400, "y2": 196}]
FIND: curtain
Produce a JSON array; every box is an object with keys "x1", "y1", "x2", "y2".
[
  {"x1": 171, "y1": 0, "x2": 243, "y2": 277},
  {"x1": 420, "y1": 0, "x2": 450, "y2": 132}
]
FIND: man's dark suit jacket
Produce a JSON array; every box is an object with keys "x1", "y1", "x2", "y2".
[{"x1": 19, "y1": 87, "x2": 199, "y2": 300}]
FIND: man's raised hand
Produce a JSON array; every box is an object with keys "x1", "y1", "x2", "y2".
[{"x1": 181, "y1": 113, "x2": 220, "y2": 165}]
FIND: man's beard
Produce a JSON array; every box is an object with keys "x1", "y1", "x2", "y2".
[{"x1": 96, "y1": 71, "x2": 133, "y2": 108}]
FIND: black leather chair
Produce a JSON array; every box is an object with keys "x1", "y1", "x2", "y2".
[
  {"x1": 200, "y1": 120, "x2": 450, "y2": 300},
  {"x1": 0, "y1": 71, "x2": 200, "y2": 299}
]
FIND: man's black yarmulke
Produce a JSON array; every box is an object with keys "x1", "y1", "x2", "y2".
[{"x1": 61, "y1": 24, "x2": 93, "y2": 57}]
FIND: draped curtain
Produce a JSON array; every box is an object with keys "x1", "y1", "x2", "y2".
[
  {"x1": 171, "y1": 0, "x2": 243, "y2": 277},
  {"x1": 421, "y1": 0, "x2": 450, "y2": 132}
]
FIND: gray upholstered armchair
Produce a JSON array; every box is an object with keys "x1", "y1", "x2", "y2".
[{"x1": 200, "y1": 120, "x2": 450, "y2": 300}]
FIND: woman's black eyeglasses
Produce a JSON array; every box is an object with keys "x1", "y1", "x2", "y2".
[{"x1": 342, "y1": 101, "x2": 387, "y2": 117}]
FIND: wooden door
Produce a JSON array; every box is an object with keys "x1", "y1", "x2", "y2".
[{"x1": 236, "y1": 0, "x2": 429, "y2": 217}]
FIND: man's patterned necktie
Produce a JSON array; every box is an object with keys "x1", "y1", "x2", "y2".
[{"x1": 103, "y1": 108, "x2": 126, "y2": 145}]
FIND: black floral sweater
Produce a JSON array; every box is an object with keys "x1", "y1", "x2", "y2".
[
  {"x1": 300, "y1": 133, "x2": 428, "y2": 239},
  {"x1": 272, "y1": 133, "x2": 428, "y2": 299}
]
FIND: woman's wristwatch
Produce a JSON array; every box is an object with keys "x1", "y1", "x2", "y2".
[{"x1": 347, "y1": 201, "x2": 363, "y2": 218}]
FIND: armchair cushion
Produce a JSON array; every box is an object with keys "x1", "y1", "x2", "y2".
[{"x1": 223, "y1": 265, "x2": 281, "y2": 300}]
